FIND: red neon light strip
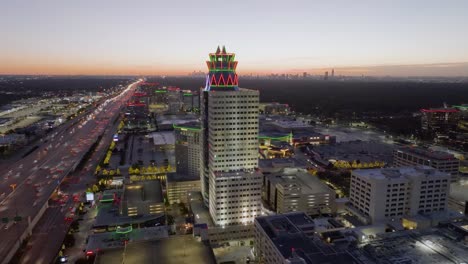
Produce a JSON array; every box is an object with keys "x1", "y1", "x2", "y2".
[
  {"x1": 218, "y1": 74, "x2": 225, "y2": 86},
  {"x1": 420, "y1": 109, "x2": 459, "y2": 113}
]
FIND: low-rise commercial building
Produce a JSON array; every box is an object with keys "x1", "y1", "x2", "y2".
[
  {"x1": 122, "y1": 180, "x2": 165, "y2": 216},
  {"x1": 166, "y1": 172, "x2": 200, "y2": 205},
  {"x1": 254, "y1": 213, "x2": 358, "y2": 264},
  {"x1": 393, "y1": 147, "x2": 460, "y2": 182},
  {"x1": 263, "y1": 168, "x2": 335, "y2": 216},
  {"x1": 260, "y1": 102, "x2": 290, "y2": 115}
]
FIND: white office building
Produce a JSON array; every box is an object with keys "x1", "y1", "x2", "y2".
[
  {"x1": 200, "y1": 46, "x2": 263, "y2": 227},
  {"x1": 349, "y1": 166, "x2": 450, "y2": 224},
  {"x1": 393, "y1": 147, "x2": 460, "y2": 182}
]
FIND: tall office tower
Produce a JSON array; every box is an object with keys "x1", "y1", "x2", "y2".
[
  {"x1": 174, "y1": 122, "x2": 201, "y2": 178},
  {"x1": 420, "y1": 107, "x2": 460, "y2": 134},
  {"x1": 200, "y1": 46, "x2": 263, "y2": 226},
  {"x1": 331, "y1": 68, "x2": 335, "y2": 78},
  {"x1": 324, "y1": 71, "x2": 329, "y2": 80}
]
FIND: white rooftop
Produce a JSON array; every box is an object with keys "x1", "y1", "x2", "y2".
[
  {"x1": 151, "y1": 131, "x2": 175, "y2": 146},
  {"x1": 353, "y1": 166, "x2": 450, "y2": 181}
]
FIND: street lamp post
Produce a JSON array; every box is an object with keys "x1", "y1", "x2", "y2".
[
  {"x1": 10, "y1": 184, "x2": 22, "y2": 248},
  {"x1": 121, "y1": 239, "x2": 128, "y2": 264}
]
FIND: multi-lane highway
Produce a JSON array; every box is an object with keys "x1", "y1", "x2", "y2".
[
  {"x1": 20, "y1": 97, "x2": 130, "y2": 264},
  {"x1": 0, "y1": 80, "x2": 141, "y2": 263}
]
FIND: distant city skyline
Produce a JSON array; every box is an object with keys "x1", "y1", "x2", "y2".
[{"x1": 1, "y1": 0, "x2": 468, "y2": 76}]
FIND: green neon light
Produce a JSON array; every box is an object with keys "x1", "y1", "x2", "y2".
[
  {"x1": 209, "y1": 54, "x2": 236, "y2": 63},
  {"x1": 116, "y1": 226, "x2": 133, "y2": 234},
  {"x1": 100, "y1": 199, "x2": 114, "y2": 202},
  {"x1": 155, "y1": 90, "x2": 167, "y2": 93},
  {"x1": 209, "y1": 69, "x2": 236, "y2": 73},
  {"x1": 258, "y1": 132, "x2": 293, "y2": 141},
  {"x1": 258, "y1": 136, "x2": 291, "y2": 140},
  {"x1": 453, "y1": 105, "x2": 468, "y2": 110},
  {"x1": 173, "y1": 124, "x2": 201, "y2": 131},
  {"x1": 183, "y1": 93, "x2": 192, "y2": 96}
]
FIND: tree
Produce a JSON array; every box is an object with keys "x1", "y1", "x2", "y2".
[
  {"x1": 92, "y1": 184, "x2": 99, "y2": 193},
  {"x1": 116, "y1": 168, "x2": 121, "y2": 175},
  {"x1": 95, "y1": 165, "x2": 101, "y2": 175},
  {"x1": 63, "y1": 233, "x2": 75, "y2": 247},
  {"x1": 71, "y1": 220, "x2": 80, "y2": 232},
  {"x1": 167, "y1": 214, "x2": 175, "y2": 225},
  {"x1": 130, "y1": 175, "x2": 138, "y2": 182}
]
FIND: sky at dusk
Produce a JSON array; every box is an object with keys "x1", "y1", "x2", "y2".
[{"x1": 1, "y1": 0, "x2": 468, "y2": 76}]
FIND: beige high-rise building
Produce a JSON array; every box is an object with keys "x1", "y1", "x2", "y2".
[
  {"x1": 349, "y1": 166, "x2": 450, "y2": 224},
  {"x1": 200, "y1": 46, "x2": 263, "y2": 227}
]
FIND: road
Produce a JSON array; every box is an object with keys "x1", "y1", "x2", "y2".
[
  {"x1": 21, "y1": 108, "x2": 125, "y2": 264},
  {"x1": 0, "y1": 80, "x2": 141, "y2": 263}
]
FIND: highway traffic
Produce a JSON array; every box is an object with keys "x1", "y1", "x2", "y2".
[{"x1": 0, "y1": 80, "x2": 141, "y2": 262}]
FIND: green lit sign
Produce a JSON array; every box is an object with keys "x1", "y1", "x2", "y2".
[{"x1": 116, "y1": 226, "x2": 133, "y2": 234}]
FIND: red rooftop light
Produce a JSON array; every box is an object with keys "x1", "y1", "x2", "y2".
[{"x1": 420, "y1": 108, "x2": 459, "y2": 113}]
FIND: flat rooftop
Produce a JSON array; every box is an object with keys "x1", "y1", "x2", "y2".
[
  {"x1": 95, "y1": 235, "x2": 216, "y2": 264},
  {"x1": 156, "y1": 114, "x2": 199, "y2": 125},
  {"x1": 124, "y1": 180, "x2": 163, "y2": 204},
  {"x1": 86, "y1": 226, "x2": 168, "y2": 252},
  {"x1": 173, "y1": 121, "x2": 201, "y2": 130},
  {"x1": 450, "y1": 181, "x2": 468, "y2": 201},
  {"x1": 94, "y1": 203, "x2": 164, "y2": 227},
  {"x1": 166, "y1": 172, "x2": 200, "y2": 183},
  {"x1": 356, "y1": 229, "x2": 468, "y2": 264},
  {"x1": 259, "y1": 157, "x2": 308, "y2": 170},
  {"x1": 188, "y1": 191, "x2": 214, "y2": 227},
  {"x1": 271, "y1": 120, "x2": 312, "y2": 129},
  {"x1": 396, "y1": 146, "x2": 457, "y2": 161},
  {"x1": 151, "y1": 131, "x2": 175, "y2": 145},
  {"x1": 266, "y1": 168, "x2": 333, "y2": 195},
  {"x1": 353, "y1": 166, "x2": 450, "y2": 181},
  {"x1": 312, "y1": 140, "x2": 393, "y2": 163},
  {"x1": 256, "y1": 213, "x2": 357, "y2": 264}
]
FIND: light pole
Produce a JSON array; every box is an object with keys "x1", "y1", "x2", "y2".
[
  {"x1": 121, "y1": 239, "x2": 128, "y2": 264},
  {"x1": 10, "y1": 184, "x2": 22, "y2": 247}
]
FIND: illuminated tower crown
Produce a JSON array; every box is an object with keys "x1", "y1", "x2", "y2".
[{"x1": 204, "y1": 45, "x2": 239, "y2": 91}]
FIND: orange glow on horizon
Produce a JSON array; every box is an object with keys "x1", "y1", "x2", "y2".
[{"x1": 1, "y1": 57, "x2": 466, "y2": 77}]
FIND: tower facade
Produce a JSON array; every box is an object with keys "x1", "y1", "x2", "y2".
[
  {"x1": 204, "y1": 45, "x2": 239, "y2": 91},
  {"x1": 200, "y1": 46, "x2": 262, "y2": 226},
  {"x1": 174, "y1": 123, "x2": 201, "y2": 179}
]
